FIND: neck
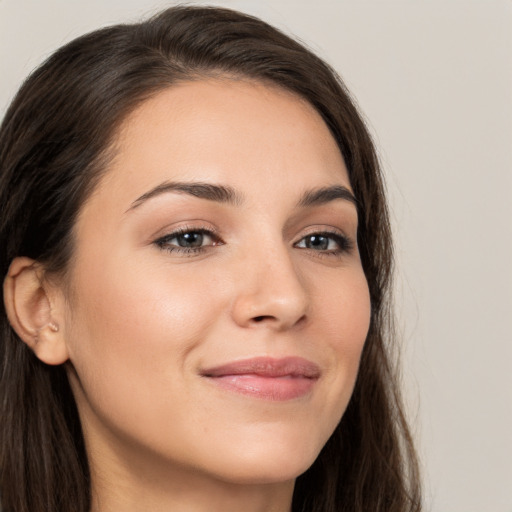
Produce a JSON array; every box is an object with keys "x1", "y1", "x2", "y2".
[{"x1": 89, "y1": 460, "x2": 294, "y2": 512}]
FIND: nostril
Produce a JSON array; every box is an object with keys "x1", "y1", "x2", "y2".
[{"x1": 253, "y1": 315, "x2": 271, "y2": 322}]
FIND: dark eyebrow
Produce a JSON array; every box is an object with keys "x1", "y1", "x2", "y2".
[
  {"x1": 128, "y1": 181, "x2": 244, "y2": 211},
  {"x1": 127, "y1": 181, "x2": 357, "y2": 212},
  {"x1": 297, "y1": 185, "x2": 357, "y2": 208}
]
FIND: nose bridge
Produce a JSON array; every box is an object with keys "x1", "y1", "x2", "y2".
[{"x1": 230, "y1": 233, "x2": 309, "y2": 330}]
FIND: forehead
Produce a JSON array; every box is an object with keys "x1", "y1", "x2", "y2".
[{"x1": 88, "y1": 78, "x2": 351, "y2": 213}]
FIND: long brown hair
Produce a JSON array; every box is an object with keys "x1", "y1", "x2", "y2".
[{"x1": 0, "y1": 6, "x2": 421, "y2": 512}]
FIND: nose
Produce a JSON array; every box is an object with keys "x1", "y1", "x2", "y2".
[{"x1": 230, "y1": 245, "x2": 309, "y2": 331}]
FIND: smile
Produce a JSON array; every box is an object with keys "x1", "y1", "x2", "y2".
[{"x1": 200, "y1": 356, "x2": 321, "y2": 401}]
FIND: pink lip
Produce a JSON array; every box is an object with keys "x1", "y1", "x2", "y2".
[{"x1": 201, "y1": 357, "x2": 320, "y2": 401}]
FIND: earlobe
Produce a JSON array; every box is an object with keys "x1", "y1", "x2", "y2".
[{"x1": 3, "y1": 257, "x2": 69, "y2": 365}]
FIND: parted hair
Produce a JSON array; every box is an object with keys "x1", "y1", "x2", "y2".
[{"x1": 0, "y1": 5, "x2": 421, "y2": 512}]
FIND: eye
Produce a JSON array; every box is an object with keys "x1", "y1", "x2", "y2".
[
  {"x1": 154, "y1": 227, "x2": 221, "y2": 254},
  {"x1": 171, "y1": 231, "x2": 208, "y2": 248},
  {"x1": 295, "y1": 232, "x2": 353, "y2": 255}
]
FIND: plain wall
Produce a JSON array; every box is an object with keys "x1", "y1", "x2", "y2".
[{"x1": 1, "y1": 1, "x2": 511, "y2": 511}]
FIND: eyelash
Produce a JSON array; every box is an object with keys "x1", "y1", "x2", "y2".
[
  {"x1": 154, "y1": 226, "x2": 222, "y2": 256},
  {"x1": 295, "y1": 231, "x2": 354, "y2": 257},
  {"x1": 154, "y1": 226, "x2": 354, "y2": 258}
]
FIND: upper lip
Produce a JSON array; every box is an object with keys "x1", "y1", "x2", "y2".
[{"x1": 201, "y1": 356, "x2": 321, "y2": 379}]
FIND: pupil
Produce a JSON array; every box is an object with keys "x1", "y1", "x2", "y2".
[
  {"x1": 306, "y1": 235, "x2": 328, "y2": 250},
  {"x1": 178, "y1": 232, "x2": 203, "y2": 248}
]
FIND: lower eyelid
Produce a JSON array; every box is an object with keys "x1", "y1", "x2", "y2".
[
  {"x1": 296, "y1": 232, "x2": 352, "y2": 247},
  {"x1": 154, "y1": 227, "x2": 353, "y2": 256},
  {"x1": 153, "y1": 227, "x2": 223, "y2": 255}
]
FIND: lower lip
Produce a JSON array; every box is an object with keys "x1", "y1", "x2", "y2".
[{"x1": 206, "y1": 374, "x2": 316, "y2": 401}]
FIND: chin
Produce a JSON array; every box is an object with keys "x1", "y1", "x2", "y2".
[
  {"x1": 213, "y1": 459, "x2": 315, "y2": 486},
  {"x1": 199, "y1": 432, "x2": 325, "y2": 485}
]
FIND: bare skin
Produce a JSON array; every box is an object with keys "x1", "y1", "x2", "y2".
[{"x1": 5, "y1": 79, "x2": 370, "y2": 512}]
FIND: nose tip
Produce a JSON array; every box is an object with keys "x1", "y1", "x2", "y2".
[{"x1": 230, "y1": 256, "x2": 309, "y2": 331}]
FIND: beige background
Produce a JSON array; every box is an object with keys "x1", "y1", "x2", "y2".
[{"x1": 1, "y1": 1, "x2": 511, "y2": 511}]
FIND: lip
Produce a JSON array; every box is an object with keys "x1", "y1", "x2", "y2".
[{"x1": 200, "y1": 356, "x2": 321, "y2": 401}]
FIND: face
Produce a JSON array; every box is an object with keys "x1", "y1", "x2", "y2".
[{"x1": 60, "y1": 79, "x2": 371, "y2": 486}]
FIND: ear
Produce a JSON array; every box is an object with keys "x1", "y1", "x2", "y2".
[{"x1": 3, "y1": 257, "x2": 69, "y2": 365}]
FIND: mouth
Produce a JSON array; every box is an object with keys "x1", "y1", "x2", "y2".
[{"x1": 200, "y1": 356, "x2": 321, "y2": 401}]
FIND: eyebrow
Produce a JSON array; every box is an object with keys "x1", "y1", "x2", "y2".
[
  {"x1": 296, "y1": 185, "x2": 357, "y2": 208},
  {"x1": 128, "y1": 181, "x2": 244, "y2": 210},
  {"x1": 127, "y1": 181, "x2": 357, "y2": 212}
]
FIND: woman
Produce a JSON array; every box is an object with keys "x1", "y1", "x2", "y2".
[{"x1": 0, "y1": 5, "x2": 421, "y2": 512}]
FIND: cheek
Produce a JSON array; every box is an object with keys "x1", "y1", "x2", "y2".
[
  {"x1": 314, "y1": 267, "x2": 371, "y2": 408},
  {"x1": 318, "y1": 267, "x2": 371, "y2": 353},
  {"x1": 61, "y1": 242, "x2": 372, "y2": 482},
  {"x1": 62, "y1": 255, "x2": 231, "y2": 462},
  {"x1": 68, "y1": 253, "x2": 217, "y2": 346},
  {"x1": 63, "y1": 253, "x2": 224, "y2": 407}
]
